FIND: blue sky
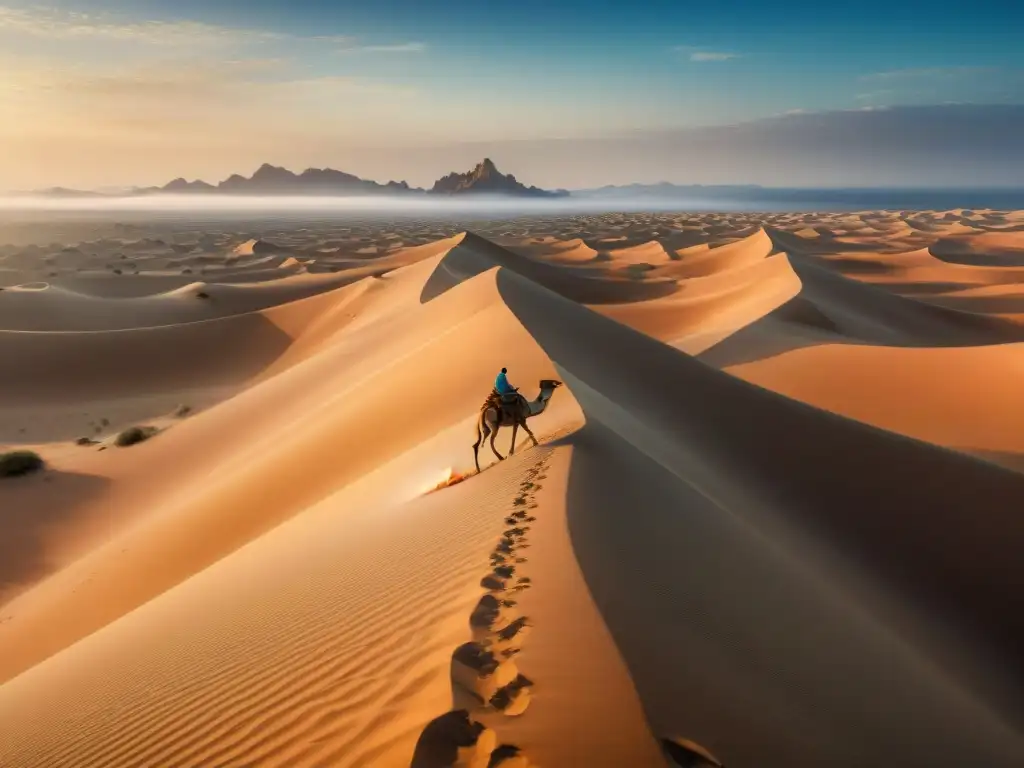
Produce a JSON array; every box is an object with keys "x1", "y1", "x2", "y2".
[{"x1": 2, "y1": 0, "x2": 1022, "y2": 188}]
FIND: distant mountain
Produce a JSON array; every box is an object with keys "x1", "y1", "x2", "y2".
[
  {"x1": 572, "y1": 182, "x2": 763, "y2": 198},
  {"x1": 430, "y1": 158, "x2": 568, "y2": 197},
  {"x1": 160, "y1": 164, "x2": 421, "y2": 196},
  {"x1": 25, "y1": 159, "x2": 566, "y2": 199},
  {"x1": 161, "y1": 178, "x2": 217, "y2": 194},
  {"x1": 32, "y1": 186, "x2": 108, "y2": 198}
]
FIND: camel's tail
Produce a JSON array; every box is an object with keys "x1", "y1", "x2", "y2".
[{"x1": 473, "y1": 410, "x2": 487, "y2": 441}]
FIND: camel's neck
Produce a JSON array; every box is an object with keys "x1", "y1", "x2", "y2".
[{"x1": 526, "y1": 388, "x2": 555, "y2": 417}]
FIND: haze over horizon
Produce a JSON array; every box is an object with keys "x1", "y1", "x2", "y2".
[{"x1": 3, "y1": 0, "x2": 1023, "y2": 191}]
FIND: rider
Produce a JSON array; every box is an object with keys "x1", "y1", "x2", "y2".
[
  {"x1": 494, "y1": 367, "x2": 516, "y2": 397},
  {"x1": 494, "y1": 367, "x2": 519, "y2": 417}
]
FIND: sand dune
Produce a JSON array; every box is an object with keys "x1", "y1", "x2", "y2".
[
  {"x1": 596, "y1": 253, "x2": 801, "y2": 353},
  {"x1": 653, "y1": 227, "x2": 774, "y2": 279},
  {"x1": 932, "y1": 231, "x2": 1024, "y2": 266},
  {"x1": 1, "y1": 209, "x2": 1023, "y2": 767}
]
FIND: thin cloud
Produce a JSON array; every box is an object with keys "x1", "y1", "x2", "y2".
[
  {"x1": 0, "y1": 5, "x2": 422, "y2": 53},
  {"x1": 860, "y1": 66, "x2": 997, "y2": 81},
  {"x1": 314, "y1": 36, "x2": 426, "y2": 53},
  {"x1": 354, "y1": 41, "x2": 427, "y2": 54},
  {"x1": 0, "y1": 6, "x2": 277, "y2": 45},
  {"x1": 673, "y1": 46, "x2": 740, "y2": 62},
  {"x1": 690, "y1": 51, "x2": 738, "y2": 62},
  {"x1": 855, "y1": 89, "x2": 894, "y2": 100}
]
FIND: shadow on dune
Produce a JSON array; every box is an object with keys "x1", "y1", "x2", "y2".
[
  {"x1": 764, "y1": 226, "x2": 884, "y2": 255},
  {"x1": 0, "y1": 470, "x2": 111, "y2": 607},
  {"x1": 960, "y1": 448, "x2": 1024, "y2": 474},
  {"x1": 920, "y1": 293, "x2": 1024, "y2": 314},
  {"x1": 786, "y1": 255, "x2": 1024, "y2": 346},
  {"x1": 419, "y1": 231, "x2": 679, "y2": 305},
  {"x1": 0, "y1": 312, "x2": 294, "y2": 403},
  {"x1": 696, "y1": 295, "x2": 849, "y2": 368},
  {"x1": 699, "y1": 254, "x2": 1024, "y2": 368},
  {"x1": 864, "y1": 280, "x2": 977, "y2": 296},
  {"x1": 495, "y1": 267, "x2": 1024, "y2": 767},
  {"x1": 929, "y1": 242, "x2": 1024, "y2": 268}
]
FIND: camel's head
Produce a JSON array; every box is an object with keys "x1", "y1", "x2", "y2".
[{"x1": 539, "y1": 379, "x2": 563, "y2": 392}]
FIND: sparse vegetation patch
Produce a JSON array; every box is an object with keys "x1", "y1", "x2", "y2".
[
  {"x1": 114, "y1": 425, "x2": 158, "y2": 447},
  {"x1": 0, "y1": 450, "x2": 44, "y2": 477}
]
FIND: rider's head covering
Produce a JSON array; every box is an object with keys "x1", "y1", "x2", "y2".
[{"x1": 501, "y1": 367, "x2": 507, "y2": 373}]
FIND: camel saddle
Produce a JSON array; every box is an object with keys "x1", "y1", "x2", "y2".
[{"x1": 488, "y1": 388, "x2": 521, "y2": 420}]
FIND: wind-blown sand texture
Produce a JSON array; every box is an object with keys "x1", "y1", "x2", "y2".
[{"x1": 1, "y1": 208, "x2": 1024, "y2": 767}]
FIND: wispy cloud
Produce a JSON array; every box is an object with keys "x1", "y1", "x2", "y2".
[
  {"x1": 860, "y1": 66, "x2": 997, "y2": 81},
  {"x1": 673, "y1": 45, "x2": 740, "y2": 63},
  {"x1": 9, "y1": 58, "x2": 414, "y2": 105},
  {"x1": 0, "y1": 6, "x2": 275, "y2": 45},
  {"x1": 0, "y1": 5, "x2": 423, "y2": 53},
  {"x1": 351, "y1": 41, "x2": 428, "y2": 54},
  {"x1": 691, "y1": 51, "x2": 738, "y2": 62}
]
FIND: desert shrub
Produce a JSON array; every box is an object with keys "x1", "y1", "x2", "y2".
[
  {"x1": 196, "y1": 291, "x2": 210, "y2": 299},
  {"x1": 114, "y1": 426, "x2": 157, "y2": 447},
  {"x1": 75, "y1": 436, "x2": 96, "y2": 446},
  {"x1": 0, "y1": 450, "x2": 44, "y2": 477},
  {"x1": 172, "y1": 404, "x2": 192, "y2": 418}
]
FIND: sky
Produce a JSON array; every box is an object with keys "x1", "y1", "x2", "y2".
[{"x1": 2, "y1": 0, "x2": 1023, "y2": 190}]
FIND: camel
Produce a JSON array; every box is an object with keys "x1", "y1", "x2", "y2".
[{"x1": 473, "y1": 379, "x2": 563, "y2": 472}]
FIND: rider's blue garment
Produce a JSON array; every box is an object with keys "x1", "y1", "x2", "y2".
[{"x1": 495, "y1": 371, "x2": 515, "y2": 394}]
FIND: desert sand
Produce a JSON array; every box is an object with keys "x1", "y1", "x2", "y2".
[{"x1": 1, "y1": 208, "x2": 1023, "y2": 767}]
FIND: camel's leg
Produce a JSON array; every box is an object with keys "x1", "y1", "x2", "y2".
[
  {"x1": 473, "y1": 419, "x2": 485, "y2": 473},
  {"x1": 509, "y1": 420, "x2": 520, "y2": 456},
  {"x1": 489, "y1": 419, "x2": 505, "y2": 461},
  {"x1": 520, "y1": 419, "x2": 540, "y2": 447}
]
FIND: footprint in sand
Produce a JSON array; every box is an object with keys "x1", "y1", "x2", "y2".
[
  {"x1": 450, "y1": 643, "x2": 531, "y2": 711},
  {"x1": 495, "y1": 616, "x2": 530, "y2": 643},
  {"x1": 492, "y1": 564, "x2": 516, "y2": 579},
  {"x1": 409, "y1": 709, "x2": 500, "y2": 768},
  {"x1": 487, "y1": 745, "x2": 536, "y2": 767},
  {"x1": 481, "y1": 573, "x2": 507, "y2": 591},
  {"x1": 470, "y1": 595, "x2": 505, "y2": 633},
  {"x1": 489, "y1": 674, "x2": 533, "y2": 716},
  {"x1": 412, "y1": 465, "x2": 545, "y2": 766},
  {"x1": 495, "y1": 537, "x2": 515, "y2": 555}
]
